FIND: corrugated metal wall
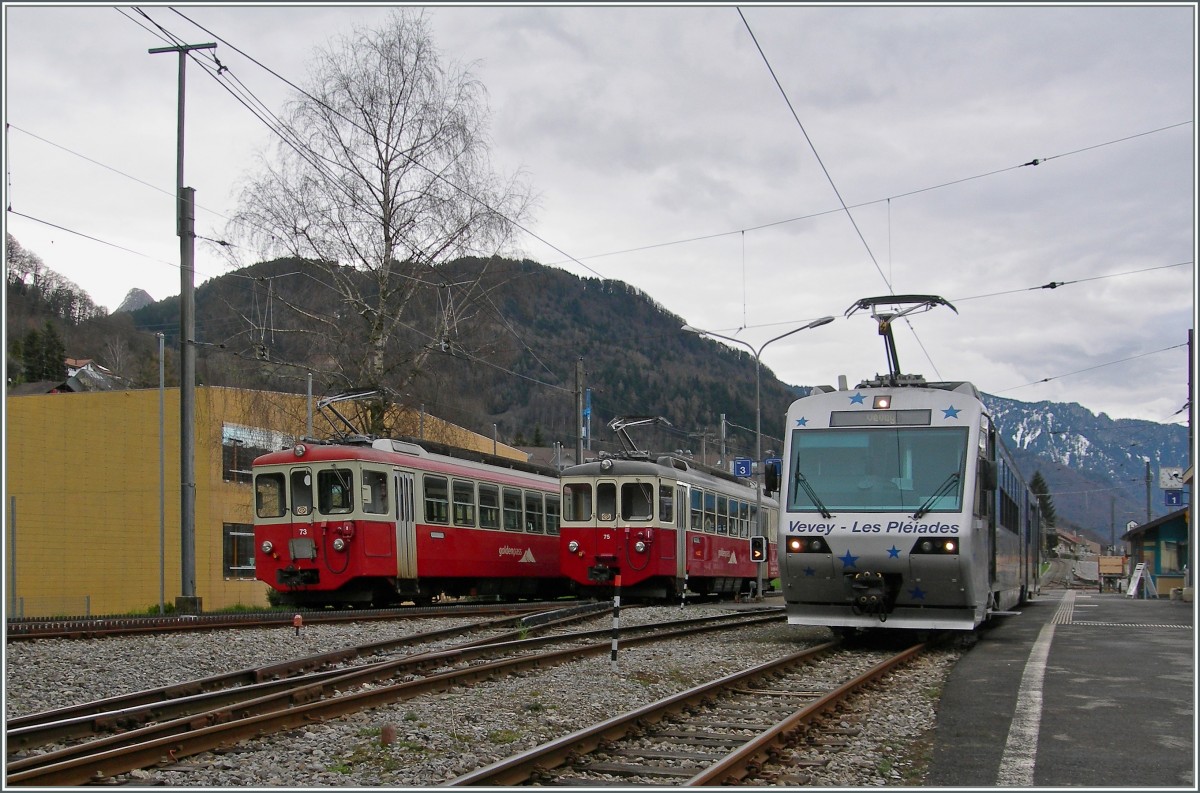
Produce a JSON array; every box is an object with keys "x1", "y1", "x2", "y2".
[{"x1": 4, "y1": 387, "x2": 522, "y2": 616}]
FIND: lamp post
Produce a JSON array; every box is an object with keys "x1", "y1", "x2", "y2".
[{"x1": 682, "y1": 316, "x2": 835, "y2": 599}]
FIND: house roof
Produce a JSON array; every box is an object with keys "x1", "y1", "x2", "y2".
[{"x1": 1120, "y1": 507, "x2": 1190, "y2": 541}]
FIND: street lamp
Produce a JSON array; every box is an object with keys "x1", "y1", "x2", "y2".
[{"x1": 682, "y1": 315, "x2": 835, "y2": 599}]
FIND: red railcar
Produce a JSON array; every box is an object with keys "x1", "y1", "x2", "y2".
[
  {"x1": 559, "y1": 453, "x2": 780, "y2": 601},
  {"x1": 253, "y1": 437, "x2": 568, "y2": 607}
]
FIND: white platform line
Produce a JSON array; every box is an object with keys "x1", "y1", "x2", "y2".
[{"x1": 995, "y1": 594, "x2": 1063, "y2": 786}]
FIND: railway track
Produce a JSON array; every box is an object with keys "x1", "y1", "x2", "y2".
[
  {"x1": 448, "y1": 639, "x2": 930, "y2": 786},
  {"x1": 4, "y1": 600, "x2": 571, "y2": 640},
  {"x1": 5, "y1": 607, "x2": 780, "y2": 786}
]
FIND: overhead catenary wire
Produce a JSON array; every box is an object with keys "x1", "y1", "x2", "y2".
[
  {"x1": 737, "y1": 7, "x2": 952, "y2": 381},
  {"x1": 7, "y1": 9, "x2": 1188, "y2": 435}
]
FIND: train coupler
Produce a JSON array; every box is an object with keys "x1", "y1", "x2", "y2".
[
  {"x1": 849, "y1": 570, "x2": 890, "y2": 619},
  {"x1": 587, "y1": 564, "x2": 615, "y2": 583}
]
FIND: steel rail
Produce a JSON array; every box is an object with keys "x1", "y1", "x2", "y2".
[
  {"x1": 6, "y1": 612, "x2": 780, "y2": 786},
  {"x1": 685, "y1": 641, "x2": 928, "y2": 785},
  {"x1": 7, "y1": 605, "x2": 605, "y2": 750},
  {"x1": 5, "y1": 600, "x2": 566, "y2": 640},
  {"x1": 445, "y1": 639, "x2": 841, "y2": 786}
]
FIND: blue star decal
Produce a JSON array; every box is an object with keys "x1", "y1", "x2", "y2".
[
  {"x1": 803, "y1": 566, "x2": 815, "y2": 577},
  {"x1": 908, "y1": 585, "x2": 927, "y2": 600},
  {"x1": 887, "y1": 545, "x2": 901, "y2": 559},
  {"x1": 838, "y1": 549, "x2": 859, "y2": 568},
  {"x1": 942, "y1": 405, "x2": 961, "y2": 419},
  {"x1": 849, "y1": 392, "x2": 866, "y2": 405},
  {"x1": 795, "y1": 416, "x2": 808, "y2": 427}
]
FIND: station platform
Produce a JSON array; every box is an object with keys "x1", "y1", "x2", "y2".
[{"x1": 928, "y1": 589, "x2": 1195, "y2": 788}]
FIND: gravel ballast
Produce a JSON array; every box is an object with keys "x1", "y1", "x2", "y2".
[{"x1": 5, "y1": 604, "x2": 960, "y2": 786}]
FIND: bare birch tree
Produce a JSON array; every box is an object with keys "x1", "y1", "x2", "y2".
[{"x1": 225, "y1": 10, "x2": 534, "y2": 432}]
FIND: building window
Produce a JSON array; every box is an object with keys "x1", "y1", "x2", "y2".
[
  {"x1": 223, "y1": 440, "x2": 268, "y2": 484},
  {"x1": 223, "y1": 523, "x2": 256, "y2": 580},
  {"x1": 222, "y1": 423, "x2": 293, "y2": 484}
]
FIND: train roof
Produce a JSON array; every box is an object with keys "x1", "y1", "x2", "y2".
[
  {"x1": 807, "y1": 377, "x2": 982, "y2": 400},
  {"x1": 561, "y1": 453, "x2": 765, "y2": 496},
  {"x1": 252, "y1": 435, "x2": 559, "y2": 483}
]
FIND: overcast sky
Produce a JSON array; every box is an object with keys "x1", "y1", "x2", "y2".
[{"x1": 3, "y1": 4, "x2": 1195, "y2": 427}]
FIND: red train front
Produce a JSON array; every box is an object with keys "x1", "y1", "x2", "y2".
[
  {"x1": 559, "y1": 453, "x2": 779, "y2": 601},
  {"x1": 253, "y1": 437, "x2": 567, "y2": 607}
]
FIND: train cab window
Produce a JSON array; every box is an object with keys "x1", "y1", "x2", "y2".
[
  {"x1": 479, "y1": 484, "x2": 501, "y2": 529},
  {"x1": 621, "y1": 482, "x2": 653, "y2": 520},
  {"x1": 716, "y1": 495, "x2": 729, "y2": 534},
  {"x1": 290, "y1": 469, "x2": 313, "y2": 516},
  {"x1": 362, "y1": 469, "x2": 389, "y2": 515},
  {"x1": 704, "y1": 491, "x2": 717, "y2": 533},
  {"x1": 597, "y1": 482, "x2": 616, "y2": 522},
  {"x1": 318, "y1": 469, "x2": 354, "y2": 514},
  {"x1": 563, "y1": 482, "x2": 592, "y2": 521},
  {"x1": 424, "y1": 476, "x2": 450, "y2": 524},
  {"x1": 503, "y1": 488, "x2": 523, "y2": 531},
  {"x1": 453, "y1": 480, "x2": 476, "y2": 527},
  {"x1": 255, "y1": 473, "x2": 286, "y2": 518},
  {"x1": 546, "y1": 495, "x2": 561, "y2": 535},
  {"x1": 690, "y1": 489, "x2": 703, "y2": 530},
  {"x1": 659, "y1": 484, "x2": 674, "y2": 524},
  {"x1": 525, "y1": 492, "x2": 545, "y2": 533}
]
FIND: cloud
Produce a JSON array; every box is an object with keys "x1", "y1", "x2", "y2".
[{"x1": 3, "y1": 4, "x2": 1193, "y2": 425}]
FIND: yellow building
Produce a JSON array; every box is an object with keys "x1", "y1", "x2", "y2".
[{"x1": 4, "y1": 387, "x2": 524, "y2": 617}]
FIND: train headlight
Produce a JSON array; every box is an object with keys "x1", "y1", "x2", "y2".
[
  {"x1": 786, "y1": 536, "x2": 830, "y2": 554},
  {"x1": 567, "y1": 540, "x2": 580, "y2": 553},
  {"x1": 260, "y1": 540, "x2": 273, "y2": 554},
  {"x1": 332, "y1": 538, "x2": 347, "y2": 552},
  {"x1": 634, "y1": 540, "x2": 647, "y2": 554},
  {"x1": 293, "y1": 444, "x2": 306, "y2": 457},
  {"x1": 911, "y1": 538, "x2": 959, "y2": 555}
]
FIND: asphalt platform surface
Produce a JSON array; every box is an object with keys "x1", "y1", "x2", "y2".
[{"x1": 927, "y1": 588, "x2": 1195, "y2": 789}]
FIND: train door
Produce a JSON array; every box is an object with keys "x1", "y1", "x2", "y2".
[
  {"x1": 674, "y1": 484, "x2": 688, "y2": 580},
  {"x1": 288, "y1": 466, "x2": 317, "y2": 562},
  {"x1": 593, "y1": 478, "x2": 620, "y2": 564},
  {"x1": 394, "y1": 470, "x2": 417, "y2": 579}
]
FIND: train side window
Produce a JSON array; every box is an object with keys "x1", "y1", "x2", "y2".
[
  {"x1": 597, "y1": 482, "x2": 616, "y2": 522},
  {"x1": 525, "y1": 491, "x2": 545, "y2": 533},
  {"x1": 255, "y1": 473, "x2": 286, "y2": 518},
  {"x1": 503, "y1": 487, "x2": 523, "y2": 531},
  {"x1": 546, "y1": 494, "x2": 561, "y2": 535},
  {"x1": 621, "y1": 482, "x2": 653, "y2": 520},
  {"x1": 424, "y1": 476, "x2": 449, "y2": 525},
  {"x1": 361, "y1": 469, "x2": 389, "y2": 514},
  {"x1": 739, "y1": 500, "x2": 751, "y2": 538},
  {"x1": 367, "y1": 470, "x2": 389, "y2": 516},
  {"x1": 479, "y1": 484, "x2": 500, "y2": 529},
  {"x1": 290, "y1": 469, "x2": 313, "y2": 516},
  {"x1": 453, "y1": 479, "x2": 476, "y2": 527},
  {"x1": 704, "y1": 491, "x2": 717, "y2": 533},
  {"x1": 659, "y1": 483, "x2": 674, "y2": 524},
  {"x1": 318, "y1": 468, "x2": 354, "y2": 514},
  {"x1": 563, "y1": 482, "x2": 592, "y2": 521},
  {"x1": 716, "y1": 495, "x2": 729, "y2": 534},
  {"x1": 690, "y1": 488, "x2": 703, "y2": 530},
  {"x1": 748, "y1": 504, "x2": 758, "y2": 539}
]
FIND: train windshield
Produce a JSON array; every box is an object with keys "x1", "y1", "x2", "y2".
[{"x1": 787, "y1": 427, "x2": 969, "y2": 513}]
